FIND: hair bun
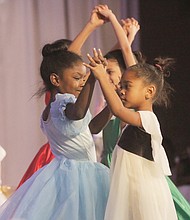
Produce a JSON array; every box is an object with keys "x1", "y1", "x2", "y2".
[
  {"x1": 42, "y1": 39, "x2": 72, "y2": 58},
  {"x1": 154, "y1": 57, "x2": 175, "y2": 78},
  {"x1": 42, "y1": 44, "x2": 53, "y2": 57}
]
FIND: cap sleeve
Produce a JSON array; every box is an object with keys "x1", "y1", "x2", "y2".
[
  {"x1": 50, "y1": 93, "x2": 92, "y2": 137},
  {"x1": 138, "y1": 111, "x2": 172, "y2": 176}
]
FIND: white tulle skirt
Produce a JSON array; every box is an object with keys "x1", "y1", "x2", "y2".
[
  {"x1": 0, "y1": 157, "x2": 110, "y2": 220},
  {"x1": 104, "y1": 146, "x2": 177, "y2": 220}
]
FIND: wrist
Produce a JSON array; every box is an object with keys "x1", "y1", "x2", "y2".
[
  {"x1": 109, "y1": 13, "x2": 116, "y2": 22},
  {"x1": 88, "y1": 20, "x2": 101, "y2": 30},
  {"x1": 85, "y1": 21, "x2": 97, "y2": 32}
]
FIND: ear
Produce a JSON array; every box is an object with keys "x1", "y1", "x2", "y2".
[
  {"x1": 50, "y1": 73, "x2": 60, "y2": 87},
  {"x1": 145, "y1": 85, "x2": 156, "y2": 100}
]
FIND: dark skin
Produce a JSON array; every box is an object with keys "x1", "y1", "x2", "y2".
[
  {"x1": 42, "y1": 64, "x2": 112, "y2": 135},
  {"x1": 42, "y1": 8, "x2": 113, "y2": 134}
]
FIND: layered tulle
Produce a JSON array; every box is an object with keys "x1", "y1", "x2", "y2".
[
  {"x1": 0, "y1": 157, "x2": 109, "y2": 220},
  {"x1": 104, "y1": 146, "x2": 177, "y2": 220}
]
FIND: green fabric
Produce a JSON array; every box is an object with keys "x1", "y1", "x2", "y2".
[
  {"x1": 166, "y1": 176, "x2": 190, "y2": 219},
  {"x1": 101, "y1": 117, "x2": 121, "y2": 167},
  {"x1": 102, "y1": 117, "x2": 190, "y2": 219}
]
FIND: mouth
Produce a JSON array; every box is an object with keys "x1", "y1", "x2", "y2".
[{"x1": 121, "y1": 99, "x2": 126, "y2": 104}]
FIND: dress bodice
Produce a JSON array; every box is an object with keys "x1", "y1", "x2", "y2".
[
  {"x1": 40, "y1": 93, "x2": 97, "y2": 162},
  {"x1": 118, "y1": 125, "x2": 154, "y2": 161},
  {"x1": 118, "y1": 111, "x2": 171, "y2": 176}
]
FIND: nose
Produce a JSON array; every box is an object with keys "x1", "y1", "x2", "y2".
[
  {"x1": 120, "y1": 88, "x2": 125, "y2": 96},
  {"x1": 80, "y1": 78, "x2": 86, "y2": 87}
]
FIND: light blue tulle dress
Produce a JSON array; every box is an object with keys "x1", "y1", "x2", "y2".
[{"x1": 0, "y1": 93, "x2": 110, "y2": 220}]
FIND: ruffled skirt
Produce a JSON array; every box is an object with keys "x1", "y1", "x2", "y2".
[
  {"x1": 17, "y1": 142, "x2": 54, "y2": 189},
  {"x1": 0, "y1": 157, "x2": 110, "y2": 220},
  {"x1": 104, "y1": 146, "x2": 178, "y2": 220}
]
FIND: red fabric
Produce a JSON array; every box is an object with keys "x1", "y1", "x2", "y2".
[
  {"x1": 45, "y1": 91, "x2": 51, "y2": 105},
  {"x1": 17, "y1": 142, "x2": 54, "y2": 188}
]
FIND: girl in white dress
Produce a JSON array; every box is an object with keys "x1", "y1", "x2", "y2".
[{"x1": 85, "y1": 4, "x2": 178, "y2": 220}]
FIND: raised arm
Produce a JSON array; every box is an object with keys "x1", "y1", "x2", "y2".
[
  {"x1": 95, "y1": 5, "x2": 136, "y2": 67},
  {"x1": 65, "y1": 9, "x2": 106, "y2": 120},
  {"x1": 68, "y1": 9, "x2": 105, "y2": 55},
  {"x1": 84, "y1": 49, "x2": 142, "y2": 127},
  {"x1": 111, "y1": 17, "x2": 140, "y2": 50}
]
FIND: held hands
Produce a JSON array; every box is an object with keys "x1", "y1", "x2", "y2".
[
  {"x1": 94, "y1": 4, "x2": 115, "y2": 21},
  {"x1": 89, "y1": 4, "x2": 112, "y2": 28},
  {"x1": 90, "y1": 9, "x2": 106, "y2": 28},
  {"x1": 84, "y1": 48, "x2": 108, "y2": 80},
  {"x1": 121, "y1": 17, "x2": 140, "y2": 37}
]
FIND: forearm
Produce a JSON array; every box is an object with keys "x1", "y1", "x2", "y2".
[
  {"x1": 68, "y1": 22, "x2": 97, "y2": 55},
  {"x1": 109, "y1": 14, "x2": 136, "y2": 67},
  {"x1": 128, "y1": 34, "x2": 135, "y2": 46},
  {"x1": 89, "y1": 105, "x2": 113, "y2": 134},
  {"x1": 98, "y1": 75, "x2": 123, "y2": 117},
  {"x1": 65, "y1": 74, "x2": 96, "y2": 120}
]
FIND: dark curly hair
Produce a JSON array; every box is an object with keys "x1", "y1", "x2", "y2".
[{"x1": 127, "y1": 57, "x2": 175, "y2": 107}]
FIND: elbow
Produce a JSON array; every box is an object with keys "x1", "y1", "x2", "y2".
[
  {"x1": 65, "y1": 106, "x2": 86, "y2": 120},
  {"x1": 89, "y1": 124, "x2": 101, "y2": 135},
  {"x1": 110, "y1": 106, "x2": 122, "y2": 118},
  {"x1": 73, "y1": 110, "x2": 86, "y2": 120}
]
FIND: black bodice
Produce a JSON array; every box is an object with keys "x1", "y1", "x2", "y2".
[{"x1": 118, "y1": 125, "x2": 154, "y2": 161}]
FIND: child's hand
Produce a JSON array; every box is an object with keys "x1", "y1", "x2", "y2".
[
  {"x1": 90, "y1": 9, "x2": 106, "y2": 27},
  {"x1": 84, "y1": 48, "x2": 108, "y2": 80},
  {"x1": 121, "y1": 17, "x2": 140, "y2": 38},
  {"x1": 94, "y1": 4, "x2": 114, "y2": 21}
]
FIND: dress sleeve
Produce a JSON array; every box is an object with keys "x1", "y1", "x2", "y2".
[
  {"x1": 138, "y1": 111, "x2": 172, "y2": 176},
  {"x1": 50, "y1": 93, "x2": 92, "y2": 137}
]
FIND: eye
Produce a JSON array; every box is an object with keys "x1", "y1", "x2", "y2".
[
  {"x1": 121, "y1": 82, "x2": 130, "y2": 90},
  {"x1": 106, "y1": 70, "x2": 114, "y2": 75},
  {"x1": 74, "y1": 76, "x2": 81, "y2": 80}
]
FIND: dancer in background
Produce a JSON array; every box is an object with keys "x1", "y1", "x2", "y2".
[{"x1": 85, "y1": 4, "x2": 178, "y2": 219}]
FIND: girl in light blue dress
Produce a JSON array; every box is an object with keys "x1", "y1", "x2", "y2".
[{"x1": 0, "y1": 46, "x2": 110, "y2": 219}]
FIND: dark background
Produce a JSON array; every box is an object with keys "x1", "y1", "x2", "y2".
[{"x1": 139, "y1": 0, "x2": 190, "y2": 166}]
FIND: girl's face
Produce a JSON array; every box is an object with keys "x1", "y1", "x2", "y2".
[
  {"x1": 119, "y1": 70, "x2": 148, "y2": 110},
  {"x1": 58, "y1": 61, "x2": 87, "y2": 98},
  {"x1": 106, "y1": 59, "x2": 122, "y2": 90}
]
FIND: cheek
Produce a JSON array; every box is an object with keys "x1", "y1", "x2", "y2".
[{"x1": 110, "y1": 75, "x2": 120, "y2": 85}]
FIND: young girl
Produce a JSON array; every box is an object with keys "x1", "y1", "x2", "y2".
[
  {"x1": 86, "y1": 51, "x2": 178, "y2": 220},
  {"x1": 0, "y1": 43, "x2": 111, "y2": 220},
  {"x1": 101, "y1": 17, "x2": 140, "y2": 166},
  {"x1": 95, "y1": 5, "x2": 190, "y2": 219},
  {"x1": 16, "y1": 6, "x2": 107, "y2": 188},
  {"x1": 102, "y1": 48, "x2": 190, "y2": 220},
  {"x1": 85, "y1": 4, "x2": 178, "y2": 219},
  {"x1": 17, "y1": 39, "x2": 72, "y2": 189}
]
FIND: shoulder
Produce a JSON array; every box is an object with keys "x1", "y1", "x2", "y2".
[
  {"x1": 50, "y1": 93, "x2": 76, "y2": 117},
  {"x1": 138, "y1": 111, "x2": 160, "y2": 134}
]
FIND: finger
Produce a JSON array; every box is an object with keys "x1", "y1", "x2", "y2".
[
  {"x1": 97, "y1": 48, "x2": 103, "y2": 58},
  {"x1": 83, "y1": 62, "x2": 91, "y2": 69},
  {"x1": 93, "y1": 48, "x2": 102, "y2": 64},
  {"x1": 87, "y1": 53, "x2": 98, "y2": 66},
  {"x1": 97, "y1": 49, "x2": 106, "y2": 64},
  {"x1": 93, "y1": 48, "x2": 98, "y2": 57}
]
